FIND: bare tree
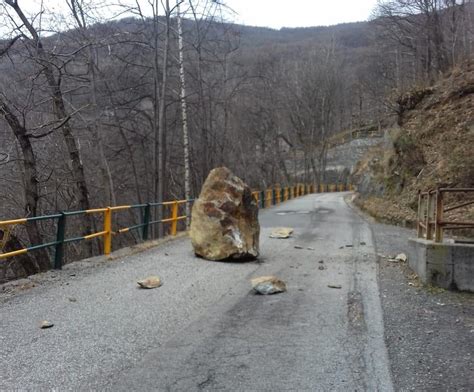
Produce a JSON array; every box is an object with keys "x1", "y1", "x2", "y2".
[
  {"x1": 3, "y1": 0, "x2": 95, "y2": 253},
  {"x1": 176, "y1": 0, "x2": 191, "y2": 226}
]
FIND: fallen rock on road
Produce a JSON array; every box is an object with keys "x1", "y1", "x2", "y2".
[
  {"x1": 190, "y1": 167, "x2": 260, "y2": 261},
  {"x1": 251, "y1": 276, "x2": 287, "y2": 295},
  {"x1": 40, "y1": 320, "x2": 54, "y2": 329},
  {"x1": 137, "y1": 276, "x2": 162, "y2": 289},
  {"x1": 269, "y1": 227, "x2": 294, "y2": 239}
]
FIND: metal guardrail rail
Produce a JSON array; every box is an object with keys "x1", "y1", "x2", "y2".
[
  {"x1": 0, "y1": 182, "x2": 352, "y2": 270},
  {"x1": 417, "y1": 188, "x2": 474, "y2": 242},
  {"x1": 0, "y1": 200, "x2": 191, "y2": 269}
]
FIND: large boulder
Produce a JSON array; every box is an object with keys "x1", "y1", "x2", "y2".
[{"x1": 190, "y1": 167, "x2": 260, "y2": 260}]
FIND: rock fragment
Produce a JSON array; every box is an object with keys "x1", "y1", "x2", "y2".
[
  {"x1": 137, "y1": 276, "x2": 162, "y2": 289},
  {"x1": 395, "y1": 253, "x2": 408, "y2": 262},
  {"x1": 270, "y1": 227, "x2": 294, "y2": 239},
  {"x1": 251, "y1": 276, "x2": 287, "y2": 295},
  {"x1": 40, "y1": 320, "x2": 54, "y2": 329},
  {"x1": 328, "y1": 284, "x2": 342, "y2": 289}
]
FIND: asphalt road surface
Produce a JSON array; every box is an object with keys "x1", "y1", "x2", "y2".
[{"x1": 1, "y1": 193, "x2": 394, "y2": 391}]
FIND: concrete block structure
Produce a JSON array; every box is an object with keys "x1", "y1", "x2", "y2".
[{"x1": 408, "y1": 238, "x2": 474, "y2": 292}]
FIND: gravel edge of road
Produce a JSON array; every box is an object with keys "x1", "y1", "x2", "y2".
[{"x1": 346, "y1": 194, "x2": 474, "y2": 392}]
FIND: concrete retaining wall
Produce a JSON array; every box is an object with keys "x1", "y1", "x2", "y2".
[{"x1": 408, "y1": 238, "x2": 474, "y2": 292}]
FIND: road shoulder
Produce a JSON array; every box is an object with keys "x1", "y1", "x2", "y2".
[{"x1": 348, "y1": 196, "x2": 474, "y2": 391}]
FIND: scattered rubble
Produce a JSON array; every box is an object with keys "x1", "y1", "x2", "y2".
[
  {"x1": 137, "y1": 276, "x2": 162, "y2": 289},
  {"x1": 395, "y1": 253, "x2": 408, "y2": 262},
  {"x1": 294, "y1": 245, "x2": 304, "y2": 249},
  {"x1": 328, "y1": 284, "x2": 342, "y2": 289},
  {"x1": 387, "y1": 253, "x2": 408, "y2": 263},
  {"x1": 40, "y1": 321, "x2": 54, "y2": 329},
  {"x1": 270, "y1": 227, "x2": 294, "y2": 239},
  {"x1": 251, "y1": 276, "x2": 287, "y2": 295}
]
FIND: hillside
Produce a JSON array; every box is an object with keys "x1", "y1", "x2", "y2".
[{"x1": 353, "y1": 61, "x2": 474, "y2": 226}]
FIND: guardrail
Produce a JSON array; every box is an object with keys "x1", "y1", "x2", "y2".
[
  {"x1": 0, "y1": 200, "x2": 191, "y2": 270},
  {"x1": 251, "y1": 183, "x2": 353, "y2": 208},
  {"x1": 327, "y1": 125, "x2": 384, "y2": 148},
  {"x1": 0, "y1": 182, "x2": 352, "y2": 270},
  {"x1": 417, "y1": 188, "x2": 474, "y2": 242}
]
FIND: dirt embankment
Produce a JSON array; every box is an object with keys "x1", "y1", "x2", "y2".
[{"x1": 352, "y1": 62, "x2": 474, "y2": 227}]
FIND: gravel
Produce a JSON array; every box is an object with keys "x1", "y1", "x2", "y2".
[{"x1": 371, "y1": 221, "x2": 474, "y2": 391}]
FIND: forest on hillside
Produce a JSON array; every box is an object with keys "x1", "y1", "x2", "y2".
[{"x1": 0, "y1": 0, "x2": 473, "y2": 278}]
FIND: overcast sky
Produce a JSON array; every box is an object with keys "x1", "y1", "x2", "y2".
[
  {"x1": 2, "y1": 0, "x2": 380, "y2": 34},
  {"x1": 227, "y1": 0, "x2": 379, "y2": 28}
]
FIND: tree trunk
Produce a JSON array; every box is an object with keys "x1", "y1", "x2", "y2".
[
  {"x1": 156, "y1": 0, "x2": 171, "y2": 237},
  {"x1": 0, "y1": 99, "x2": 50, "y2": 271},
  {"x1": 177, "y1": 1, "x2": 192, "y2": 228},
  {"x1": 7, "y1": 0, "x2": 94, "y2": 255}
]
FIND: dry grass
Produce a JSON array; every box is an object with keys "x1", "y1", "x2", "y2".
[{"x1": 354, "y1": 62, "x2": 474, "y2": 228}]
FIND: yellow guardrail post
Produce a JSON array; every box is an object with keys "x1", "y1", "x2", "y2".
[
  {"x1": 104, "y1": 207, "x2": 112, "y2": 255},
  {"x1": 276, "y1": 188, "x2": 281, "y2": 204},
  {"x1": 171, "y1": 201, "x2": 178, "y2": 236}
]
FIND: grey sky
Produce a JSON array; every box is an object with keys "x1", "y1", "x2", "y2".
[
  {"x1": 227, "y1": 0, "x2": 379, "y2": 28},
  {"x1": 7, "y1": 0, "x2": 379, "y2": 31}
]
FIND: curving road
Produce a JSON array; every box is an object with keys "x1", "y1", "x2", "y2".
[{"x1": 0, "y1": 193, "x2": 394, "y2": 391}]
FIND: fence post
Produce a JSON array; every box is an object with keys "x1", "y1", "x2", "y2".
[
  {"x1": 434, "y1": 190, "x2": 444, "y2": 242},
  {"x1": 171, "y1": 201, "x2": 178, "y2": 236},
  {"x1": 104, "y1": 207, "x2": 112, "y2": 255},
  {"x1": 260, "y1": 191, "x2": 265, "y2": 209},
  {"x1": 54, "y1": 212, "x2": 66, "y2": 270},
  {"x1": 425, "y1": 193, "x2": 433, "y2": 240},
  {"x1": 417, "y1": 192, "x2": 423, "y2": 238},
  {"x1": 142, "y1": 203, "x2": 151, "y2": 240}
]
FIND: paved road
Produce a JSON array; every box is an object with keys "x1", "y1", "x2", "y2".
[{"x1": 1, "y1": 193, "x2": 393, "y2": 391}]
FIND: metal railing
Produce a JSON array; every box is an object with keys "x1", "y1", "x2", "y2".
[
  {"x1": 0, "y1": 200, "x2": 191, "y2": 269},
  {"x1": 251, "y1": 182, "x2": 353, "y2": 209},
  {"x1": 0, "y1": 182, "x2": 353, "y2": 270},
  {"x1": 417, "y1": 188, "x2": 474, "y2": 242}
]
